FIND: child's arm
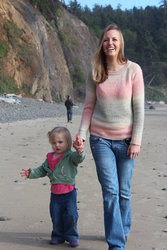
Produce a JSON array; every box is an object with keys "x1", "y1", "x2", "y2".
[
  {"x1": 73, "y1": 134, "x2": 84, "y2": 154},
  {"x1": 20, "y1": 160, "x2": 48, "y2": 179},
  {"x1": 71, "y1": 134, "x2": 85, "y2": 165}
]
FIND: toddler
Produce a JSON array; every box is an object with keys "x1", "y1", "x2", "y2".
[{"x1": 20, "y1": 126, "x2": 85, "y2": 247}]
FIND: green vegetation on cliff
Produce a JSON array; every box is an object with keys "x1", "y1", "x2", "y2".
[{"x1": 65, "y1": 0, "x2": 167, "y2": 101}]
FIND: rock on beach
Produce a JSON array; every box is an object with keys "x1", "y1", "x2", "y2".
[{"x1": 0, "y1": 96, "x2": 83, "y2": 123}]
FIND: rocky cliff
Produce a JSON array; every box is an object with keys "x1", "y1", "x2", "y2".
[{"x1": 0, "y1": 0, "x2": 97, "y2": 102}]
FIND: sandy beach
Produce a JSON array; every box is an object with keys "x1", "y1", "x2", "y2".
[{"x1": 0, "y1": 107, "x2": 167, "y2": 250}]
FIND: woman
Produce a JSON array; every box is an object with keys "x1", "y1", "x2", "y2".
[{"x1": 78, "y1": 23, "x2": 144, "y2": 250}]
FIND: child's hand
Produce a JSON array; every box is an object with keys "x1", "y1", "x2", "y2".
[
  {"x1": 73, "y1": 134, "x2": 84, "y2": 154},
  {"x1": 20, "y1": 169, "x2": 31, "y2": 179}
]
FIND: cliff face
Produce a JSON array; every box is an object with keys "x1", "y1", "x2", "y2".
[
  {"x1": 0, "y1": 0, "x2": 97, "y2": 102},
  {"x1": 56, "y1": 7, "x2": 98, "y2": 100}
]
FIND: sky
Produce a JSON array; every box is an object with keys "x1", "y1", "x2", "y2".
[{"x1": 64, "y1": 0, "x2": 161, "y2": 10}]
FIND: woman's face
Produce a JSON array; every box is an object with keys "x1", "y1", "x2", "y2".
[{"x1": 102, "y1": 29, "x2": 121, "y2": 59}]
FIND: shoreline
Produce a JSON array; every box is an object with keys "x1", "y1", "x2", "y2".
[
  {"x1": 0, "y1": 96, "x2": 83, "y2": 124},
  {"x1": 0, "y1": 107, "x2": 167, "y2": 126},
  {"x1": 1, "y1": 95, "x2": 167, "y2": 124}
]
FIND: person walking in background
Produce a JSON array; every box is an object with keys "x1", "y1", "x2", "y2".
[
  {"x1": 20, "y1": 127, "x2": 85, "y2": 248},
  {"x1": 65, "y1": 95, "x2": 74, "y2": 123},
  {"x1": 76, "y1": 23, "x2": 145, "y2": 250}
]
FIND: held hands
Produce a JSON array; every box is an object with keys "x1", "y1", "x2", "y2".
[
  {"x1": 20, "y1": 168, "x2": 31, "y2": 179},
  {"x1": 73, "y1": 134, "x2": 84, "y2": 154},
  {"x1": 127, "y1": 144, "x2": 140, "y2": 159}
]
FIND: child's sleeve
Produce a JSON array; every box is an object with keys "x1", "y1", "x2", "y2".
[
  {"x1": 28, "y1": 159, "x2": 48, "y2": 179},
  {"x1": 70, "y1": 151, "x2": 85, "y2": 166}
]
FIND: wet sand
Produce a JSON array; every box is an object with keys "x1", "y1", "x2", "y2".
[{"x1": 0, "y1": 108, "x2": 167, "y2": 250}]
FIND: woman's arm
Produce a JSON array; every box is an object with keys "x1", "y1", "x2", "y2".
[
  {"x1": 131, "y1": 64, "x2": 145, "y2": 146},
  {"x1": 79, "y1": 77, "x2": 96, "y2": 141}
]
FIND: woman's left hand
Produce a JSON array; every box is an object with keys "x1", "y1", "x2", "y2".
[{"x1": 127, "y1": 144, "x2": 140, "y2": 159}]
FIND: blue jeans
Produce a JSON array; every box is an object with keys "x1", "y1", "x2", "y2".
[
  {"x1": 50, "y1": 189, "x2": 79, "y2": 242},
  {"x1": 67, "y1": 108, "x2": 73, "y2": 122},
  {"x1": 90, "y1": 135, "x2": 135, "y2": 250}
]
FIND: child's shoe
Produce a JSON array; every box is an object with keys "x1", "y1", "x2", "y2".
[
  {"x1": 50, "y1": 239, "x2": 65, "y2": 245},
  {"x1": 69, "y1": 240, "x2": 79, "y2": 247}
]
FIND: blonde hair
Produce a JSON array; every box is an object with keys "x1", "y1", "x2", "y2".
[
  {"x1": 92, "y1": 23, "x2": 127, "y2": 84},
  {"x1": 48, "y1": 126, "x2": 72, "y2": 150}
]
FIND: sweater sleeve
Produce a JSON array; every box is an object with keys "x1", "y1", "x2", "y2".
[
  {"x1": 131, "y1": 64, "x2": 145, "y2": 145},
  {"x1": 79, "y1": 75, "x2": 96, "y2": 141},
  {"x1": 29, "y1": 159, "x2": 48, "y2": 179},
  {"x1": 70, "y1": 151, "x2": 85, "y2": 166}
]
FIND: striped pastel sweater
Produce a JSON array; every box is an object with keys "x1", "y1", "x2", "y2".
[{"x1": 79, "y1": 60, "x2": 145, "y2": 145}]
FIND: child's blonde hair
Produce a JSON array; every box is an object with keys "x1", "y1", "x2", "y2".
[{"x1": 48, "y1": 126, "x2": 72, "y2": 150}]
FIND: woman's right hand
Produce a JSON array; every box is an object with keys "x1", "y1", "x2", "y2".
[{"x1": 73, "y1": 134, "x2": 84, "y2": 153}]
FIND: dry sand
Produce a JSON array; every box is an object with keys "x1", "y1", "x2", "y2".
[{"x1": 0, "y1": 108, "x2": 167, "y2": 250}]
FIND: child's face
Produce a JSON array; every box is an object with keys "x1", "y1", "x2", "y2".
[{"x1": 51, "y1": 132, "x2": 69, "y2": 155}]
